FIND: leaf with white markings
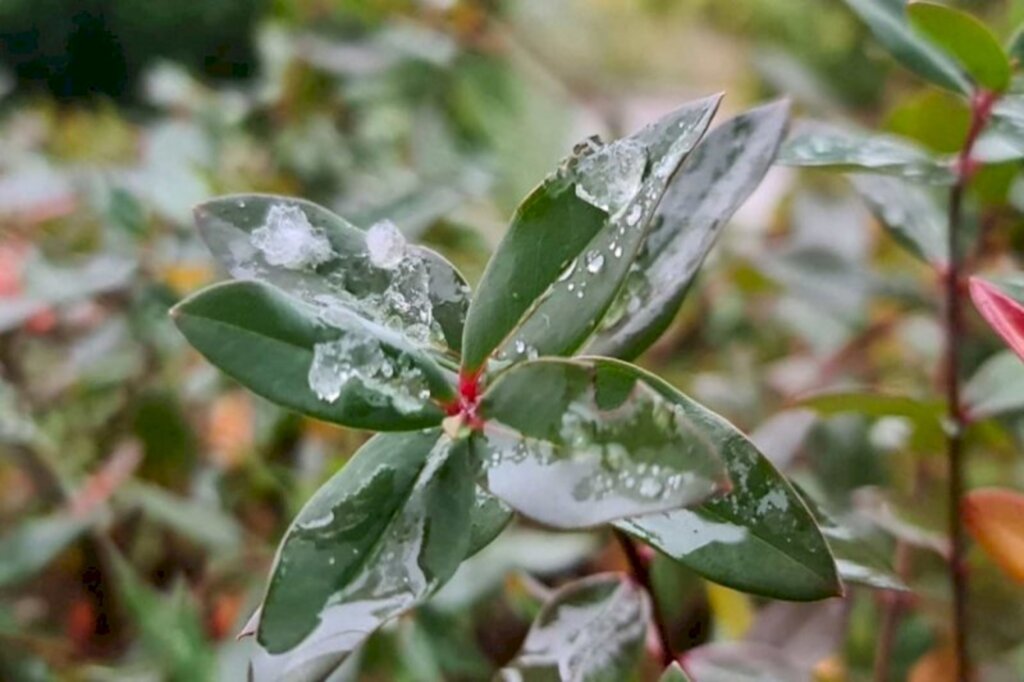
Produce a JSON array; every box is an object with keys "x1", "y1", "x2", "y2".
[
  {"x1": 496, "y1": 574, "x2": 650, "y2": 682},
  {"x1": 848, "y1": 174, "x2": 948, "y2": 265},
  {"x1": 250, "y1": 430, "x2": 474, "y2": 681},
  {"x1": 479, "y1": 358, "x2": 730, "y2": 529},
  {"x1": 462, "y1": 95, "x2": 722, "y2": 370},
  {"x1": 172, "y1": 281, "x2": 451, "y2": 430},
  {"x1": 588, "y1": 100, "x2": 790, "y2": 359}
]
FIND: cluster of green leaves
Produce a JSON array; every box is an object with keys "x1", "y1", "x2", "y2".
[{"x1": 172, "y1": 86, "x2": 916, "y2": 678}]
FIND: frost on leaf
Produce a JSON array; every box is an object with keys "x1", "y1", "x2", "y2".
[
  {"x1": 250, "y1": 204, "x2": 333, "y2": 270},
  {"x1": 307, "y1": 331, "x2": 431, "y2": 414}
]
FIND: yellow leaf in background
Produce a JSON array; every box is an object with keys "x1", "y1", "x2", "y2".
[
  {"x1": 963, "y1": 487, "x2": 1024, "y2": 583},
  {"x1": 207, "y1": 392, "x2": 254, "y2": 471},
  {"x1": 812, "y1": 656, "x2": 846, "y2": 682},
  {"x1": 706, "y1": 583, "x2": 753, "y2": 639},
  {"x1": 161, "y1": 263, "x2": 213, "y2": 296},
  {"x1": 908, "y1": 647, "x2": 957, "y2": 682}
]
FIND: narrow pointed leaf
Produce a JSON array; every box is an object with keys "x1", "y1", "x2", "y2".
[
  {"x1": 970, "y1": 276, "x2": 1024, "y2": 362},
  {"x1": 461, "y1": 95, "x2": 722, "y2": 370},
  {"x1": 842, "y1": 0, "x2": 970, "y2": 94},
  {"x1": 849, "y1": 174, "x2": 948, "y2": 265},
  {"x1": 479, "y1": 358, "x2": 729, "y2": 529},
  {"x1": 173, "y1": 280, "x2": 449, "y2": 431},
  {"x1": 0, "y1": 513, "x2": 93, "y2": 587},
  {"x1": 496, "y1": 573, "x2": 650, "y2": 682},
  {"x1": 963, "y1": 350, "x2": 1024, "y2": 420},
  {"x1": 252, "y1": 430, "x2": 474, "y2": 680},
  {"x1": 660, "y1": 662, "x2": 695, "y2": 682},
  {"x1": 779, "y1": 122, "x2": 953, "y2": 183},
  {"x1": 588, "y1": 101, "x2": 790, "y2": 359},
  {"x1": 908, "y1": 2, "x2": 1010, "y2": 92},
  {"x1": 963, "y1": 488, "x2": 1024, "y2": 583},
  {"x1": 466, "y1": 483, "x2": 513, "y2": 557},
  {"x1": 194, "y1": 194, "x2": 469, "y2": 354},
  {"x1": 617, "y1": 406, "x2": 841, "y2": 600}
]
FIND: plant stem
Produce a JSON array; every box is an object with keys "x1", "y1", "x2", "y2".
[
  {"x1": 873, "y1": 542, "x2": 912, "y2": 682},
  {"x1": 614, "y1": 530, "x2": 675, "y2": 667},
  {"x1": 943, "y1": 88, "x2": 995, "y2": 682}
]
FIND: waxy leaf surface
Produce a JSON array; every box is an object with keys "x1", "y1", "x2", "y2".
[
  {"x1": 462, "y1": 96, "x2": 722, "y2": 370},
  {"x1": 195, "y1": 194, "x2": 469, "y2": 356},
  {"x1": 496, "y1": 574, "x2": 650, "y2": 682},
  {"x1": 251, "y1": 430, "x2": 474, "y2": 681},
  {"x1": 173, "y1": 281, "x2": 449, "y2": 430},
  {"x1": 970, "y1": 276, "x2": 1024, "y2": 363},
  {"x1": 479, "y1": 358, "x2": 729, "y2": 529},
  {"x1": 588, "y1": 100, "x2": 790, "y2": 359}
]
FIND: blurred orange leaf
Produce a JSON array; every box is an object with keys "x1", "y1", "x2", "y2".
[
  {"x1": 908, "y1": 647, "x2": 957, "y2": 682},
  {"x1": 207, "y1": 391, "x2": 254, "y2": 470},
  {"x1": 963, "y1": 487, "x2": 1024, "y2": 583},
  {"x1": 970, "y1": 277, "x2": 1024, "y2": 363}
]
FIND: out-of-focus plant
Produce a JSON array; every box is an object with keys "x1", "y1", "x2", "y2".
[{"x1": 781, "y1": 1, "x2": 1024, "y2": 679}]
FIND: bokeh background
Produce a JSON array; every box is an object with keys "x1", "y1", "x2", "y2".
[{"x1": 3, "y1": 1, "x2": 1024, "y2": 680}]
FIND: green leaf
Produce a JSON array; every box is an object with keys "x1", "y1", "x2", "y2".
[
  {"x1": 0, "y1": 513, "x2": 93, "y2": 587},
  {"x1": 617, "y1": 404, "x2": 841, "y2": 600},
  {"x1": 496, "y1": 573, "x2": 650, "y2": 682},
  {"x1": 908, "y1": 1, "x2": 1011, "y2": 92},
  {"x1": 194, "y1": 194, "x2": 469, "y2": 355},
  {"x1": 172, "y1": 280, "x2": 449, "y2": 431},
  {"x1": 797, "y1": 389, "x2": 944, "y2": 452},
  {"x1": 587, "y1": 100, "x2": 790, "y2": 360},
  {"x1": 848, "y1": 174, "x2": 948, "y2": 265},
  {"x1": 660, "y1": 662, "x2": 694, "y2": 682},
  {"x1": 461, "y1": 95, "x2": 722, "y2": 370},
  {"x1": 843, "y1": 0, "x2": 970, "y2": 94},
  {"x1": 779, "y1": 122, "x2": 953, "y2": 183},
  {"x1": 252, "y1": 430, "x2": 475, "y2": 680},
  {"x1": 116, "y1": 481, "x2": 243, "y2": 553},
  {"x1": 108, "y1": 549, "x2": 216, "y2": 681},
  {"x1": 479, "y1": 357, "x2": 729, "y2": 528},
  {"x1": 466, "y1": 481, "x2": 513, "y2": 557},
  {"x1": 964, "y1": 350, "x2": 1024, "y2": 420},
  {"x1": 796, "y1": 486, "x2": 909, "y2": 591}
]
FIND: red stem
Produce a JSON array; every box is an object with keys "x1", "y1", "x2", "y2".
[{"x1": 614, "y1": 530, "x2": 675, "y2": 667}]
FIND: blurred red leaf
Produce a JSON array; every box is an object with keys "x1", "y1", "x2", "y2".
[
  {"x1": 963, "y1": 487, "x2": 1024, "y2": 583},
  {"x1": 970, "y1": 277, "x2": 1024, "y2": 362}
]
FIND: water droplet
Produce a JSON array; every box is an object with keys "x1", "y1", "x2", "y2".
[
  {"x1": 574, "y1": 139, "x2": 648, "y2": 215},
  {"x1": 585, "y1": 250, "x2": 605, "y2": 274}
]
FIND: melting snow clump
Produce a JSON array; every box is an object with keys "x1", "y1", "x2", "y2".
[
  {"x1": 574, "y1": 139, "x2": 647, "y2": 215},
  {"x1": 308, "y1": 332, "x2": 430, "y2": 413},
  {"x1": 366, "y1": 220, "x2": 407, "y2": 270},
  {"x1": 251, "y1": 204, "x2": 333, "y2": 269}
]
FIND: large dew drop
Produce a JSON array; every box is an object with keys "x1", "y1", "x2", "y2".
[
  {"x1": 307, "y1": 332, "x2": 430, "y2": 414},
  {"x1": 251, "y1": 204, "x2": 333, "y2": 270},
  {"x1": 574, "y1": 139, "x2": 648, "y2": 215},
  {"x1": 366, "y1": 219, "x2": 407, "y2": 270}
]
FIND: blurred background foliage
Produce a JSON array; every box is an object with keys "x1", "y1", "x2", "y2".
[{"x1": 3, "y1": 0, "x2": 1024, "y2": 680}]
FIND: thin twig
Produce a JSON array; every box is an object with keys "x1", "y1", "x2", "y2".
[
  {"x1": 943, "y1": 88, "x2": 997, "y2": 682},
  {"x1": 873, "y1": 541, "x2": 913, "y2": 682},
  {"x1": 614, "y1": 530, "x2": 675, "y2": 667}
]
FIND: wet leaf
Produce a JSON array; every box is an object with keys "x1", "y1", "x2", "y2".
[
  {"x1": 618, "y1": 412, "x2": 841, "y2": 601},
  {"x1": 796, "y1": 486, "x2": 909, "y2": 591},
  {"x1": 842, "y1": 0, "x2": 970, "y2": 94},
  {"x1": 587, "y1": 100, "x2": 790, "y2": 359},
  {"x1": 479, "y1": 357, "x2": 729, "y2": 529},
  {"x1": 251, "y1": 430, "x2": 474, "y2": 680},
  {"x1": 194, "y1": 194, "x2": 470, "y2": 355},
  {"x1": 465, "y1": 482, "x2": 513, "y2": 557},
  {"x1": 908, "y1": 2, "x2": 1010, "y2": 92},
  {"x1": 0, "y1": 513, "x2": 93, "y2": 587},
  {"x1": 779, "y1": 122, "x2": 953, "y2": 183},
  {"x1": 172, "y1": 280, "x2": 449, "y2": 431},
  {"x1": 963, "y1": 350, "x2": 1024, "y2": 420},
  {"x1": 496, "y1": 573, "x2": 650, "y2": 682},
  {"x1": 963, "y1": 488, "x2": 1024, "y2": 583},
  {"x1": 849, "y1": 174, "x2": 948, "y2": 265},
  {"x1": 461, "y1": 95, "x2": 722, "y2": 370},
  {"x1": 970, "y1": 276, "x2": 1024, "y2": 362}
]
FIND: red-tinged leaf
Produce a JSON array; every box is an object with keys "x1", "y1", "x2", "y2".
[
  {"x1": 970, "y1": 277, "x2": 1024, "y2": 362},
  {"x1": 963, "y1": 487, "x2": 1024, "y2": 583}
]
